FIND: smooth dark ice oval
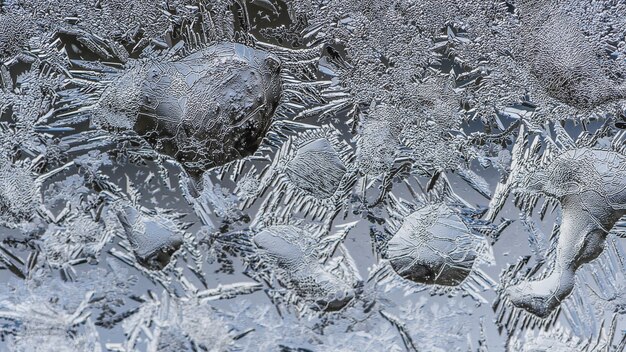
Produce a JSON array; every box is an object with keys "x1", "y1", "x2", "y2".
[
  {"x1": 386, "y1": 204, "x2": 477, "y2": 286},
  {"x1": 101, "y1": 42, "x2": 282, "y2": 176},
  {"x1": 139, "y1": 43, "x2": 282, "y2": 175}
]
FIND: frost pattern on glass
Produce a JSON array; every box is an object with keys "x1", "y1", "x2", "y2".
[{"x1": 1, "y1": 0, "x2": 626, "y2": 350}]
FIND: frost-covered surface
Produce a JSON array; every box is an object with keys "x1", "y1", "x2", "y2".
[{"x1": 1, "y1": 0, "x2": 626, "y2": 350}]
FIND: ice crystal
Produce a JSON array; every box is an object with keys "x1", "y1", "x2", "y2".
[{"x1": 1, "y1": 0, "x2": 626, "y2": 350}]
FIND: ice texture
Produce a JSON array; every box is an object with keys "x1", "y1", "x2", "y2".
[
  {"x1": 0, "y1": 0, "x2": 625, "y2": 351},
  {"x1": 386, "y1": 203, "x2": 478, "y2": 286}
]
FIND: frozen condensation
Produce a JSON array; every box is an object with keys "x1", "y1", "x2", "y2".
[{"x1": 0, "y1": 0, "x2": 625, "y2": 350}]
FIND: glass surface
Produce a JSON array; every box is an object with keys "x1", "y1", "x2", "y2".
[{"x1": 0, "y1": 0, "x2": 625, "y2": 350}]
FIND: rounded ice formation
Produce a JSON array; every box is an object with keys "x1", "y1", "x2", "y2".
[
  {"x1": 507, "y1": 148, "x2": 626, "y2": 317},
  {"x1": 116, "y1": 205, "x2": 183, "y2": 270},
  {"x1": 386, "y1": 203, "x2": 477, "y2": 286},
  {"x1": 98, "y1": 42, "x2": 282, "y2": 176},
  {"x1": 284, "y1": 138, "x2": 347, "y2": 199},
  {"x1": 253, "y1": 225, "x2": 355, "y2": 311},
  {"x1": 518, "y1": 1, "x2": 625, "y2": 108}
]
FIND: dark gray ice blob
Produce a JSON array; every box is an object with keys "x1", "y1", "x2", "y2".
[
  {"x1": 100, "y1": 42, "x2": 282, "y2": 176},
  {"x1": 386, "y1": 204, "x2": 477, "y2": 286}
]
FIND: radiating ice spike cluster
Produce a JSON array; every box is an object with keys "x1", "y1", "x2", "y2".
[{"x1": 1, "y1": 0, "x2": 626, "y2": 350}]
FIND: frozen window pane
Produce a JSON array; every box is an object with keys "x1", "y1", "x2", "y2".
[{"x1": 0, "y1": 0, "x2": 626, "y2": 350}]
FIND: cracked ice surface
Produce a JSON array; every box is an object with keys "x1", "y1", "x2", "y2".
[{"x1": 1, "y1": 0, "x2": 626, "y2": 351}]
